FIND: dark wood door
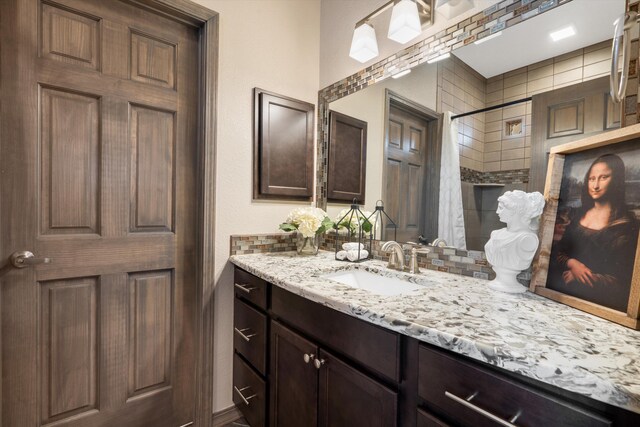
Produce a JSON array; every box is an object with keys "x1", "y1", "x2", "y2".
[
  {"x1": 385, "y1": 105, "x2": 429, "y2": 242},
  {"x1": 270, "y1": 321, "x2": 318, "y2": 427},
  {"x1": 317, "y1": 349, "x2": 398, "y2": 427},
  {"x1": 530, "y1": 76, "x2": 620, "y2": 192},
  {"x1": 0, "y1": 0, "x2": 198, "y2": 426}
]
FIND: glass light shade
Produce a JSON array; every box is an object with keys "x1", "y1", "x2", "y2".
[
  {"x1": 387, "y1": 0, "x2": 422, "y2": 44},
  {"x1": 435, "y1": 0, "x2": 474, "y2": 20},
  {"x1": 349, "y1": 23, "x2": 379, "y2": 63}
]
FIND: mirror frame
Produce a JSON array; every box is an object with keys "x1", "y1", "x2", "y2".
[{"x1": 315, "y1": 0, "x2": 575, "y2": 211}]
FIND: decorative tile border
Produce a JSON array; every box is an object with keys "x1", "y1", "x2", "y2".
[
  {"x1": 230, "y1": 233, "x2": 297, "y2": 255},
  {"x1": 460, "y1": 167, "x2": 529, "y2": 184},
  {"x1": 316, "y1": 0, "x2": 573, "y2": 209}
]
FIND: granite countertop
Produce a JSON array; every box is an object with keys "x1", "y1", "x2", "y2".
[{"x1": 229, "y1": 250, "x2": 640, "y2": 414}]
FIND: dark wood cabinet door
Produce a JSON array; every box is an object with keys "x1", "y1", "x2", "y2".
[
  {"x1": 328, "y1": 110, "x2": 368, "y2": 203},
  {"x1": 254, "y1": 89, "x2": 314, "y2": 200},
  {"x1": 317, "y1": 349, "x2": 398, "y2": 427},
  {"x1": 270, "y1": 321, "x2": 318, "y2": 427}
]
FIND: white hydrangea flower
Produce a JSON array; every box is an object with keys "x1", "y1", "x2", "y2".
[{"x1": 282, "y1": 207, "x2": 330, "y2": 238}]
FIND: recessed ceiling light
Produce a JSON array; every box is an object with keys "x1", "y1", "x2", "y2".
[
  {"x1": 427, "y1": 52, "x2": 450, "y2": 64},
  {"x1": 474, "y1": 31, "x2": 502, "y2": 45},
  {"x1": 550, "y1": 26, "x2": 575, "y2": 42},
  {"x1": 391, "y1": 69, "x2": 412, "y2": 79}
]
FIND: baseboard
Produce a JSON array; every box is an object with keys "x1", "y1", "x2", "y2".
[{"x1": 212, "y1": 405, "x2": 243, "y2": 427}]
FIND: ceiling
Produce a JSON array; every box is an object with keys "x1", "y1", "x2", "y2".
[{"x1": 453, "y1": 0, "x2": 625, "y2": 78}]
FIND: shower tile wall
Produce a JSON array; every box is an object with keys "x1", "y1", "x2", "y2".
[
  {"x1": 437, "y1": 57, "x2": 486, "y2": 172},
  {"x1": 437, "y1": 41, "x2": 613, "y2": 249},
  {"x1": 483, "y1": 40, "x2": 614, "y2": 172}
]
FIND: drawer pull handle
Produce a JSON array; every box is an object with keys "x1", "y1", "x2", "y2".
[
  {"x1": 234, "y1": 327, "x2": 257, "y2": 342},
  {"x1": 303, "y1": 353, "x2": 315, "y2": 364},
  {"x1": 234, "y1": 283, "x2": 256, "y2": 293},
  {"x1": 445, "y1": 391, "x2": 519, "y2": 427},
  {"x1": 234, "y1": 385, "x2": 257, "y2": 405}
]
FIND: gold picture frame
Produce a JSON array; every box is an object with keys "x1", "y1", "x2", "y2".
[{"x1": 530, "y1": 124, "x2": 640, "y2": 329}]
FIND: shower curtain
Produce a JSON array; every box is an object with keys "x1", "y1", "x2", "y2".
[{"x1": 437, "y1": 111, "x2": 467, "y2": 250}]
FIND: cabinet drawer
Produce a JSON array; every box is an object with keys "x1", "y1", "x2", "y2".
[
  {"x1": 234, "y1": 298, "x2": 267, "y2": 375},
  {"x1": 271, "y1": 286, "x2": 400, "y2": 383},
  {"x1": 417, "y1": 408, "x2": 451, "y2": 427},
  {"x1": 233, "y1": 353, "x2": 266, "y2": 427},
  {"x1": 234, "y1": 267, "x2": 268, "y2": 310},
  {"x1": 418, "y1": 345, "x2": 611, "y2": 427}
]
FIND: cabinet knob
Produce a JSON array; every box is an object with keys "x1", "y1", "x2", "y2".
[
  {"x1": 313, "y1": 358, "x2": 326, "y2": 369},
  {"x1": 303, "y1": 353, "x2": 315, "y2": 364}
]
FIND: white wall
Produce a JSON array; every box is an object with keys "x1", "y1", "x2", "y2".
[
  {"x1": 327, "y1": 62, "x2": 438, "y2": 220},
  {"x1": 320, "y1": 0, "x2": 501, "y2": 88},
  {"x1": 190, "y1": 0, "x2": 321, "y2": 412}
]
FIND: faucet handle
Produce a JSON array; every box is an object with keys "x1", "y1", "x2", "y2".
[{"x1": 408, "y1": 247, "x2": 431, "y2": 274}]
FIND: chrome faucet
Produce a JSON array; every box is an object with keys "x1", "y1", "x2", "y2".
[{"x1": 381, "y1": 241, "x2": 405, "y2": 271}]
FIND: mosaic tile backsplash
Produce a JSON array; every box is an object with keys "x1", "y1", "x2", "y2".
[{"x1": 230, "y1": 233, "x2": 502, "y2": 282}]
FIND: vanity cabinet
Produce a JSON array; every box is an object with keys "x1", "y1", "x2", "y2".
[{"x1": 232, "y1": 265, "x2": 640, "y2": 427}]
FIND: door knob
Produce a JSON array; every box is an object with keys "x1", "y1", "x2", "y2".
[
  {"x1": 10, "y1": 251, "x2": 51, "y2": 268},
  {"x1": 303, "y1": 353, "x2": 315, "y2": 364},
  {"x1": 313, "y1": 358, "x2": 326, "y2": 369}
]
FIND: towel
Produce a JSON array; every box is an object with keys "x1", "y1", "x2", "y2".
[
  {"x1": 342, "y1": 242, "x2": 364, "y2": 251},
  {"x1": 347, "y1": 249, "x2": 369, "y2": 262},
  {"x1": 336, "y1": 250, "x2": 348, "y2": 260}
]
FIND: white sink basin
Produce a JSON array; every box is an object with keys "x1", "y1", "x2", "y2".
[{"x1": 322, "y1": 269, "x2": 423, "y2": 296}]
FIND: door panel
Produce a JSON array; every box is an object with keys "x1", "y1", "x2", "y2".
[
  {"x1": 40, "y1": 2, "x2": 101, "y2": 69},
  {"x1": 1, "y1": 0, "x2": 199, "y2": 425},
  {"x1": 40, "y1": 87, "x2": 101, "y2": 235},
  {"x1": 40, "y1": 278, "x2": 99, "y2": 424},
  {"x1": 129, "y1": 105, "x2": 176, "y2": 232},
  {"x1": 127, "y1": 270, "x2": 173, "y2": 398}
]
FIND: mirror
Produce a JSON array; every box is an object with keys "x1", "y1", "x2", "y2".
[{"x1": 322, "y1": 0, "x2": 624, "y2": 252}]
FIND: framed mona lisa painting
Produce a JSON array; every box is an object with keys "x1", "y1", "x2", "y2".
[{"x1": 531, "y1": 124, "x2": 640, "y2": 329}]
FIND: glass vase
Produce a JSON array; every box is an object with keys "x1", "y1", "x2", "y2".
[{"x1": 296, "y1": 232, "x2": 319, "y2": 256}]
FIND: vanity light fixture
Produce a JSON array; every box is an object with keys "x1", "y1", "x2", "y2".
[
  {"x1": 349, "y1": 0, "x2": 434, "y2": 63},
  {"x1": 349, "y1": 22, "x2": 379, "y2": 63},
  {"x1": 434, "y1": 0, "x2": 474, "y2": 20},
  {"x1": 388, "y1": 0, "x2": 422, "y2": 44},
  {"x1": 550, "y1": 26, "x2": 576, "y2": 42},
  {"x1": 427, "y1": 52, "x2": 450, "y2": 63},
  {"x1": 474, "y1": 30, "x2": 502, "y2": 45},
  {"x1": 391, "y1": 69, "x2": 412, "y2": 79}
]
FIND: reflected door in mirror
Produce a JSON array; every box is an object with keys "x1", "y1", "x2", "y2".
[{"x1": 385, "y1": 106, "x2": 429, "y2": 243}]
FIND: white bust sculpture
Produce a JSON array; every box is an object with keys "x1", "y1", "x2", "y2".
[{"x1": 484, "y1": 190, "x2": 545, "y2": 294}]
